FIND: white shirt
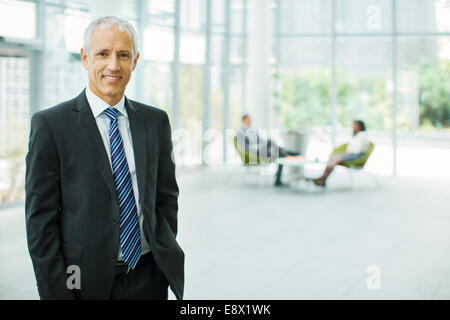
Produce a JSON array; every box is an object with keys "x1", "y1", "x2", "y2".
[
  {"x1": 346, "y1": 131, "x2": 370, "y2": 154},
  {"x1": 85, "y1": 86, "x2": 151, "y2": 261}
]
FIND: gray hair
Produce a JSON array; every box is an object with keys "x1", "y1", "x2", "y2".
[{"x1": 83, "y1": 16, "x2": 139, "y2": 60}]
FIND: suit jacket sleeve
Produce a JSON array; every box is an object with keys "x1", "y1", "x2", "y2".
[
  {"x1": 155, "y1": 112, "x2": 179, "y2": 236},
  {"x1": 25, "y1": 113, "x2": 76, "y2": 300}
]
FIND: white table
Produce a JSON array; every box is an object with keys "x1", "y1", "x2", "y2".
[{"x1": 276, "y1": 156, "x2": 328, "y2": 184}]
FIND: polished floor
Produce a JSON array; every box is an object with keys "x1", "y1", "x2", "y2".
[{"x1": 1, "y1": 164, "x2": 450, "y2": 299}]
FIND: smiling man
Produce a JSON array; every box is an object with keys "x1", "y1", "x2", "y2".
[{"x1": 25, "y1": 16, "x2": 184, "y2": 300}]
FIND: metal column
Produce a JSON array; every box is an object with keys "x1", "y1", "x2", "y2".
[
  {"x1": 331, "y1": 0, "x2": 337, "y2": 148},
  {"x1": 136, "y1": 0, "x2": 146, "y2": 102},
  {"x1": 242, "y1": 0, "x2": 248, "y2": 114},
  {"x1": 392, "y1": 0, "x2": 398, "y2": 176},
  {"x1": 222, "y1": 0, "x2": 231, "y2": 163},
  {"x1": 30, "y1": 0, "x2": 45, "y2": 115},
  {"x1": 202, "y1": 0, "x2": 212, "y2": 165},
  {"x1": 172, "y1": 0, "x2": 181, "y2": 129}
]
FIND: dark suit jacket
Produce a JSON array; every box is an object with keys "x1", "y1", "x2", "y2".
[{"x1": 25, "y1": 90, "x2": 184, "y2": 300}]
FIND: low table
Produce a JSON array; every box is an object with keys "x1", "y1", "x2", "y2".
[{"x1": 276, "y1": 156, "x2": 328, "y2": 184}]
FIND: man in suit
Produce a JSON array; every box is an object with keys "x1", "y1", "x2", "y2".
[
  {"x1": 25, "y1": 16, "x2": 184, "y2": 300},
  {"x1": 236, "y1": 114, "x2": 300, "y2": 186}
]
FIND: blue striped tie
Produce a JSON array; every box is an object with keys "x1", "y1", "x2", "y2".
[{"x1": 104, "y1": 107, "x2": 141, "y2": 269}]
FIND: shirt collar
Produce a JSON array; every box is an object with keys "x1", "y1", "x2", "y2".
[{"x1": 85, "y1": 85, "x2": 127, "y2": 118}]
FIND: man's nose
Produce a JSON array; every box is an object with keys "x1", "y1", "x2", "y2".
[{"x1": 107, "y1": 55, "x2": 120, "y2": 71}]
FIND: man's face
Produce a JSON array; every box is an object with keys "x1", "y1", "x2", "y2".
[
  {"x1": 243, "y1": 116, "x2": 252, "y2": 127},
  {"x1": 81, "y1": 26, "x2": 139, "y2": 106}
]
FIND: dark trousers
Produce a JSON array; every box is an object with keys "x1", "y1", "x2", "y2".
[
  {"x1": 246, "y1": 138, "x2": 300, "y2": 184},
  {"x1": 266, "y1": 141, "x2": 300, "y2": 184},
  {"x1": 109, "y1": 252, "x2": 169, "y2": 300}
]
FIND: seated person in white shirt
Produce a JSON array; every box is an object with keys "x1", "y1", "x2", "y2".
[
  {"x1": 313, "y1": 120, "x2": 369, "y2": 187},
  {"x1": 236, "y1": 114, "x2": 300, "y2": 186}
]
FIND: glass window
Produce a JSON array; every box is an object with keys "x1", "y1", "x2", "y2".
[
  {"x1": 0, "y1": 0, "x2": 36, "y2": 39},
  {"x1": 180, "y1": 0, "x2": 205, "y2": 31},
  {"x1": 178, "y1": 64, "x2": 204, "y2": 165},
  {"x1": 142, "y1": 61, "x2": 173, "y2": 114},
  {"x1": 121, "y1": 0, "x2": 138, "y2": 22},
  {"x1": 336, "y1": 37, "x2": 393, "y2": 131},
  {"x1": 230, "y1": 36, "x2": 244, "y2": 64},
  {"x1": 206, "y1": 34, "x2": 225, "y2": 164},
  {"x1": 43, "y1": 5, "x2": 88, "y2": 109},
  {"x1": 0, "y1": 51, "x2": 29, "y2": 204},
  {"x1": 274, "y1": 36, "x2": 332, "y2": 162},
  {"x1": 63, "y1": 9, "x2": 92, "y2": 53},
  {"x1": 278, "y1": 0, "x2": 332, "y2": 35},
  {"x1": 335, "y1": 0, "x2": 392, "y2": 34},
  {"x1": 231, "y1": 0, "x2": 244, "y2": 35},
  {"x1": 336, "y1": 37, "x2": 394, "y2": 175},
  {"x1": 397, "y1": 0, "x2": 450, "y2": 33},
  {"x1": 210, "y1": 34, "x2": 224, "y2": 131},
  {"x1": 178, "y1": 24, "x2": 205, "y2": 164},
  {"x1": 396, "y1": 36, "x2": 450, "y2": 132},
  {"x1": 143, "y1": 25, "x2": 174, "y2": 62},
  {"x1": 211, "y1": 0, "x2": 225, "y2": 34},
  {"x1": 179, "y1": 30, "x2": 204, "y2": 129},
  {"x1": 147, "y1": 0, "x2": 176, "y2": 27},
  {"x1": 230, "y1": 65, "x2": 244, "y2": 129},
  {"x1": 180, "y1": 31, "x2": 205, "y2": 64},
  {"x1": 276, "y1": 38, "x2": 332, "y2": 130},
  {"x1": 396, "y1": 36, "x2": 450, "y2": 179}
]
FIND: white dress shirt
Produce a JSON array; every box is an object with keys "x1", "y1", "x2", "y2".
[
  {"x1": 346, "y1": 131, "x2": 370, "y2": 154},
  {"x1": 85, "y1": 86, "x2": 151, "y2": 261}
]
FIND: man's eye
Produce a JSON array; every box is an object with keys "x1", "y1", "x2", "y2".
[
  {"x1": 120, "y1": 54, "x2": 130, "y2": 58},
  {"x1": 97, "y1": 52, "x2": 106, "y2": 56}
]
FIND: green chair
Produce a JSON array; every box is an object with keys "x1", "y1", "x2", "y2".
[
  {"x1": 330, "y1": 142, "x2": 377, "y2": 189},
  {"x1": 233, "y1": 136, "x2": 272, "y2": 166},
  {"x1": 232, "y1": 136, "x2": 274, "y2": 185},
  {"x1": 331, "y1": 142, "x2": 375, "y2": 169}
]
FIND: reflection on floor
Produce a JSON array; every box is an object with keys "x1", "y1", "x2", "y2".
[{"x1": 1, "y1": 165, "x2": 450, "y2": 299}]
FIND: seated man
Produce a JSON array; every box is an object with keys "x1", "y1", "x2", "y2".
[
  {"x1": 313, "y1": 120, "x2": 369, "y2": 187},
  {"x1": 236, "y1": 114, "x2": 300, "y2": 186}
]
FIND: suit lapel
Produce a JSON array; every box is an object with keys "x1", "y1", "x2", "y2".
[
  {"x1": 125, "y1": 98, "x2": 147, "y2": 208},
  {"x1": 72, "y1": 90, "x2": 117, "y2": 200},
  {"x1": 72, "y1": 91, "x2": 148, "y2": 208}
]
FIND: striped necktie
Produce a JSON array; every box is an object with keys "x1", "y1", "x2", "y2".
[{"x1": 104, "y1": 107, "x2": 141, "y2": 269}]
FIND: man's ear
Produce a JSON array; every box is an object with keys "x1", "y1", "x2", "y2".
[
  {"x1": 131, "y1": 52, "x2": 140, "y2": 72},
  {"x1": 81, "y1": 48, "x2": 89, "y2": 70}
]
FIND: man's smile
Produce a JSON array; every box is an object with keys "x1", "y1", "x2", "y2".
[{"x1": 103, "y1": 74, "x2": 122, "y2": 82}]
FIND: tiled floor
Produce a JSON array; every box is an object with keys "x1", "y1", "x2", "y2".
[{"x1": 1, "y1": 165, "x2": 450, "y2": 299}]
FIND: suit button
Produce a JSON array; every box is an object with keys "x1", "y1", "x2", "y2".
[
  {"x1": 113, "y1": 219, "x2": 119, "y2": 225},
  {"x1": 109, "y1": 255, "x2": 115, "y2": 262}
]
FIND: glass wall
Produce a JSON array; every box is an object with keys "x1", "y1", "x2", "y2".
[
  {"x1": 3, "y1": 0, "x2": 448, "y2": 206},
  {"x1": 273, "y1": 0, "x2": 333, "y2": 162},
  {"x1": 273, "y1": 0, "x2": 450, "y2": 177},
  {"x1": 178, "y1": 0, "x2": 205, "y2": 165},
  {"x1": 229, "y1": 0, "x2": 247, "y2": 129},
  {"x1": 0, "y1": 0, "x2": 248, "y2": 205},
  {"x1": 0, "y1": 0, "x2": 36, "y2": 205},
  {"x1": 335, "y1": 36, "x2": 394, "y2": 175},
  {"x1": 0, "y1": 51, "x2": 29, "y2": 203}
]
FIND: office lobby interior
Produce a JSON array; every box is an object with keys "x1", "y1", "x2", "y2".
[{"x1": 1, "y1": 0, "x2": 450, "y2": 299}]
